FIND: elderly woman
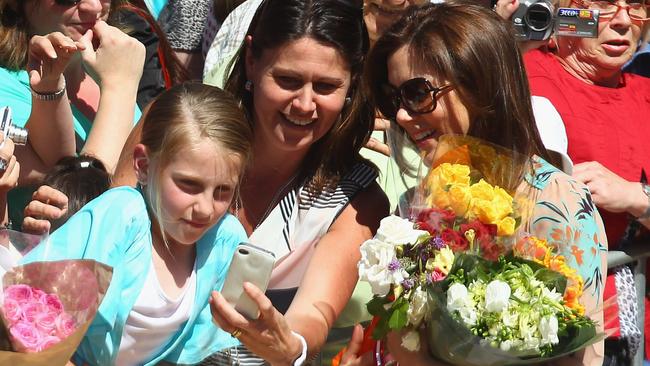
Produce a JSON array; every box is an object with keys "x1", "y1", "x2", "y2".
[{"x1": 496, "y1": 0, "x2": 650, "y2": 362}]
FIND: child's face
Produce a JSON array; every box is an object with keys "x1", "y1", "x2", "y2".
[{"x1": 155, "y1": 139, "x2": 243, "y2": 246}]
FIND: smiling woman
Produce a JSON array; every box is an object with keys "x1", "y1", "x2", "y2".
[
  {"x1": 360, "y1": 3, "x2": 607, "y2": 365},
  {"x1": 196, "y1": 0, "x2": 390, "y2": 365}
]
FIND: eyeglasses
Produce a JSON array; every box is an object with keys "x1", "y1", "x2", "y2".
[
  {"x1": 571, "y1": 0, "x2": 649, "y2": 21},
  {"x1": 54, "y1": 0, "x2": 82, "y2": 6},
  {"x1": 377, "y1": 77, "x2": 452, "y2": 118}
]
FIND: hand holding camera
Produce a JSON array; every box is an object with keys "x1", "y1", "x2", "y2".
[
  {"x1": 0, "y1": 108, "x2": 23, "y2": 192},
  {"x1": 495, "y1": 0, "x2": 599, "y2": 41}
]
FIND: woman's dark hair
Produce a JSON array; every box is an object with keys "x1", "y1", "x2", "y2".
[
  {"x1": 365, "y1": 1, "x2": 554, "y2": 185},
  {"x1": 225, "y1": 0, "x2": 374, "y2": 192},
  {"x1": 44, "y1": 155, "x2": 112, "y2": 231}
]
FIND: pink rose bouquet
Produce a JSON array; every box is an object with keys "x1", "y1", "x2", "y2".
[
  {"x1": 2, "y1": 284, "x2": 76, "y2": 352},
  {"x1": 0, "y1": 229, "x2": 112, "y2": 365}
]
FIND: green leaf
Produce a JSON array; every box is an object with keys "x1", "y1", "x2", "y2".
[
  {"x1": 388, "y1": 298, "x2": 409, "y2": 330},
  {"x1": 366, "y1": 296, "x2": 390, "y2": 317}
]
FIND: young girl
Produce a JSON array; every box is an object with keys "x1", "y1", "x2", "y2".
[{"x1": 21, "y1": 82, "x2": 253, "y2": 366}]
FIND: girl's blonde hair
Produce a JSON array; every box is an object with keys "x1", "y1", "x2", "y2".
[{"x1": 139, "y1": 82, "x2": 253, "y2": 242}]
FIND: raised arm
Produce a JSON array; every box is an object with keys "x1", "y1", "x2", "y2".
[
  {"x1": 210, "y1": 182, "x2": 389, "y2": 364},
  {"x1": 15, "y1": 33, "x2": 79, "y2": 184},
  {"x1": 78, "y1": 21, "x2": 145, "y2": 174}
]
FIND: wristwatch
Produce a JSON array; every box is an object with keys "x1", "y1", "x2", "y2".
[
  {"x1": 639, "y1": 183, "x2": 650, "y2": 220},
  {"x1": 30, "y1": 81, "x2": 66, "y2": 101}
]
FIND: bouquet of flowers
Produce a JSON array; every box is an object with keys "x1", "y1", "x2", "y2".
[
  {"x1": 357, "y1": 135, "x2": 602, "y2": 365},
  {"x1": 0, "y1": 229, "x2": 112, "y2": 365}
]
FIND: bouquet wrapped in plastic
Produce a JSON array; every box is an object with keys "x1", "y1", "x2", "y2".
[
  {"x1": 357, "y1": 135, "x2": 603, "y2": 365},
  {"x1": 0, "y1": 229, "x2": 112, "y2": 365}
]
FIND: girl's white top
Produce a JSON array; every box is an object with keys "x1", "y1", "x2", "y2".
[{"x1": 116, "y1": 258, "x2": 197, "y2": 366}]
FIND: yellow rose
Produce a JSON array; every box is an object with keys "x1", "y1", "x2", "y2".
[
  {"x1": 472, "y1": 199, "x2": 499, "y2": 224},
  {"x1": 497, "y1": 216, "x2": 516, "y2": 236},
  {"x1": 426, "y1": 163, "x2": 470, "y2": 192},
  {"x1": 469, "y1": 179, "x2": 495, "y2": 201},
  {"x1": 427, "y1": 187, "x2": 451, "y2": 209},
  {"x1": 493, "y1": 187, "x2": 514, "y2": 215},
  {"x1": 448, "y1": 184, "x2": 472, "y2": 217}
]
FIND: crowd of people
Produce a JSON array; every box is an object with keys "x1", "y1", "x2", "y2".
[{"x1": 0, "y1": 0, "x2": 648, "y2": 365}]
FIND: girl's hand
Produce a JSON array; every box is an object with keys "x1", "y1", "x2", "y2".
[
  {"x1": 0, "y1": 136, "x2": 19, "y2": 194},
  {"x1": 78, "y1": 20, "x2": 145, "y2": 90},
  {"x1": 27, "y1": 33, "x2": 83, "y2": 93},
  {"x1": 210, "y1": 282, "x2": 303, "y2": 366},
  {"x1": 22, "y1": 185, "x2": 69, "y2": 235}
]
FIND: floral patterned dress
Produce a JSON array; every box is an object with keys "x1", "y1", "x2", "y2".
[{"x1": 523, "y1": 156, "x2": 607, "y2": 311}]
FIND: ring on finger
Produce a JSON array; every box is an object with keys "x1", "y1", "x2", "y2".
[
  {"x1": 231, "y1": 328, "x2": 243, "y2": 338},
  {"x1": 0, "y1": 157, "x2": 8, "y2": 172}
]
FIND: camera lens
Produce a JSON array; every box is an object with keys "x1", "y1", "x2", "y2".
[
  {"x1": 526, "y1": 3, "x2": 553, "y2": 31},
  {"x1": 7, "y1": 125, "x2": 28, "y2": 145}
]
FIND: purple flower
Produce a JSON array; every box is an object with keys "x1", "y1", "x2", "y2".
[
  {"x1": 402, "y1": 278, "x2": 415, "y2": 290},
  {"x1": 431, "y1": 236, "x2": 445, "y2": 250},
  {"x1": 388, "y1": 258, "x2": 401, "y2": 272}
]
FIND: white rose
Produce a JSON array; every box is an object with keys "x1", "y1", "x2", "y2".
[
  {"x1": 358, "y1": 239, "x2": 408, "y2": 296},
  {"x1": 407, "y1": 287, "x2": 429, "y2": 326},
  {"x1": 539, "y1": 315, "x2": 559, "y2": 346},
  {"x1": 500, "y1": 339, "x2": 514, "y2": 352},
  {"x1": 401, "y1": 330, "x2": 421, "y2": 352},
  {"x1": 375, "y1": 215, "x2": 428, "y2": 245},
  {"x1": 447, "y1": 283, "x2": 469, "y2": 312},
  {"x1": 459, "y1": 306, "x2": 478, "y2": 326},
  {"x1": 485, "y1": 280, "x2": 511, "y2": 313}
]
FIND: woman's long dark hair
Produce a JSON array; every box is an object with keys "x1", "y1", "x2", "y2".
[
  {"x1": 365, "y1": 1, "x2": 554, "y2": 186},
  {"x1": 225, "y1": 0, "x2": 374, "y2": 192}
]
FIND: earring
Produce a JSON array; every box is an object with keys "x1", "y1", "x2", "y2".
[
  {"x1": 344, "y1": 97, "x2": 351, "y2": 105},
  {"x1": 245, "y1": 80, "x2": 253, "y2": 91}
]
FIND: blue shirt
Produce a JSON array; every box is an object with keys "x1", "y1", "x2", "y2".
[
  {"x1": 0, "y1": 66, "x2": 142, "y2": 230},
  {"x1": 0, "y1": 67, "x2": 142, "y2": 141},
  {"x1": 21, "y1": 186, "x2": 245, "y2": 365}
]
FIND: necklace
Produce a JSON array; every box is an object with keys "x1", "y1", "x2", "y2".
[{"x1": 233, "y1": 173, "x2": 299, "y2": 231}]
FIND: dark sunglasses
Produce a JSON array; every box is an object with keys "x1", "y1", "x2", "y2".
[
  {"x1": 54, "y1": 0, "x2": 81, "y2": 6},
  {"x1": 378, "y1": 77, "x2": 452, "y2": 118}
]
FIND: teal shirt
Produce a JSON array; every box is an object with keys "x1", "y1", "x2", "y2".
[
  {"x1": 0, "y1": 66, "x2": 142, "y2": 229},
  {"x1": 21, "y1": 186, "x2": 245, "y2": 365},
  {"x1": 0, "y1": 67, "x2": 142, "y2": 140}
]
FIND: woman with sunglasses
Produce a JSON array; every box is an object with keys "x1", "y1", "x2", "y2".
[
  {"x1": 496, "y1": 0, "x2": 650, "y2": 362},
  {"x1": 354, "y1": 2, "x2": 606, "y2": 365}
]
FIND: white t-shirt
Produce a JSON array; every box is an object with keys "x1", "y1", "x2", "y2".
[
  {"x1": 116, "y1": 260, "x2": 196, "y2": 366},
  {"x1": 531, "y1": 95, "x2": 573, "y2": 174}
]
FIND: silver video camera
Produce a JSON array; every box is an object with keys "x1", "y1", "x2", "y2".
[
  {"x1": 0, "y1": 107, "x2": 28, "y2": 148},
  {"x1": 512, "y1": 0, "x2": 600, "y2": 41}
]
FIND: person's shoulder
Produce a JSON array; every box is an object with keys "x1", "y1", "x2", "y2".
[
  {"x1": 530, "y1": 156, "x2": 590, "y2": 197},
  {"x1": 624, "y1": 71, "x2": 650, "y2": 90},
  {"x1": 522, "y1": 48, "x2": 555, "y2": 71},
  {"x1": 83, "y1": 186, "x2": 148, "y2": 220},
  {"x1": 204, "y1": 213, "x2": 247, "y2": 245},
  {"x1": 0, "y1": 67, "x2": 31, "y2": 127}
]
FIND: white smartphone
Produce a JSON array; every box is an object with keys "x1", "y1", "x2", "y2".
[{"x1": 220, "y1": 242, "x2": 275, "y2": 319}]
